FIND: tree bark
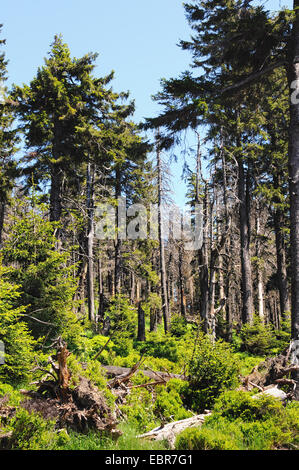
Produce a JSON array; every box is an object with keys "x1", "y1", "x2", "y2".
[
  {"x1": 238, "y1": 155, "x2": 254, "y2": 324},
  {"x1": 114, "y1": 167, "x2": 122, "y2": 295},
  {"x1": 0, "y1": 201, "x2": 5, "y2": 247},
  {"x1": 137, "y1": 301, "x2": 146, "y2": 341},
  {"x1": 86, "y1": 162, "x2": 95, "y2": 323},
  {"x1": 50, "y1": 163, "x2": 62, "y2": 225},
  {"x1": 178, "y1": 239, "x2": 186, "y2": 318},
  {"x1": 157, "y1": 133, "x2": 170, "y2": 333},
  {"x1": 97, "y1": 251, "x2": 104, "y2": 322},
  {"x1": 255, "y1": 201, "x2": 265, "y2": 322},
  {"x1": 273, "y1": 205, "x2": 290, "y2": 320}
]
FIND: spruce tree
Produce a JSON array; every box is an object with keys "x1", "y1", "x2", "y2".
[{"x1": 0, "y1": 25, "x2": 19, "y2": 245}]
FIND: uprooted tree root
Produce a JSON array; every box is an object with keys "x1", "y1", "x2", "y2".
[
  {"x1": 240, "y1": 347, "x2": 299, "y2": 398},
  {"x1": 1, "y1": 338, "x2": 121, "y2": 440},
  {"x1": 0, "y1": 338, "x2": 184, "y2": 449},
  {"x1": 20, "y1": 375, "x2": 120, "y2": 436}
]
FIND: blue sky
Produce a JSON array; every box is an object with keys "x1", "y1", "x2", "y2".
[{"x1": 1, "y1": 0, "x2": 293, "y2": 207}]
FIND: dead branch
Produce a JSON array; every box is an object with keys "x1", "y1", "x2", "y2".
[
  {"x1": 92, "y1": 337, "x2": 112, "y2": 361},
  {"x1": 103, "y1": 365, "x2": 187, "y2": 383},
  {"x1": 107, "y1": 357, "x2": 146, "y2": 388}
]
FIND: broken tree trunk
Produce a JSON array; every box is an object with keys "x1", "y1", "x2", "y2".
[
  {"x1": 138, "y1": 412, "x2": 211, "y2": 449},
  {"x1": 103, "y1": 365, "x2": 187, "y2": 383}
]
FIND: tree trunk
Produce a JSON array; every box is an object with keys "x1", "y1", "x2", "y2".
[
  {"x1": 288, "y1": 0, "x2": 299, "y2": 398},
  {"x1": 86, "y1": 162, "x2": 95, "y2": 323},
  {"x1": 255, "y1": 201, "x2": 265, "y2": 323},
  {"x1": 0, "y1": 201, "x2": 5, "y2": 247},
  {"x1": 178, "y1": 241, "x2": 186, "y2": 318},
  {"x1": 137, "y1": 301, "x2": 146, "y2": 341},
  {"x1": 273, "y1": 204, "x2": 290, "y2": 320},
  {"x1": 50, "y1": 163, "x2": 62, "y2": 225},
  {"x1": 157, "y1": 133, "x2": 170, "y2": 333},
  {"x1": 98, "y1": 254, "x2": 104, "y2": 322},
  {"x1": 238, "y1": 155, "x2": 254, "y2": 324},
  {"x1": 199, "y1": 182, "x2": 210, "y2": 331},
  {"x1": 114, "y1": 167, "x2": 122, "y2": 295}
]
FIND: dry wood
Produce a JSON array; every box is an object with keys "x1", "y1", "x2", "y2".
[
  {"x1": 16, "y1": 340, "x2": 121, "y2": 437},
  {"x1": 103, "y1": 365, "x2": 187, "y2": 383},
  {"x1": 241, "y1": 352, "x2": 299, "y2": 397},
  {"x1": 107, "y1": 357, "x2": 146, "y2": 388},
  {"x1": 252, "y1": 385, "x2": 288, "y2": 401},
  {"x1": 138, "y1": 412, "x2": 211, "y2": 449},
  {"x1": 127, "y1": 380, "x2": 166, "y2": 389}
]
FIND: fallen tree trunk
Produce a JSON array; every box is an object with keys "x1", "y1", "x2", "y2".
[
  {"x1": 103, "y1": 365, "x2": 187, "y2": 382},
  {"x1": 252, "y1": 385, "x2": 288, "y2": 401},
  {"x1": 138, "y1": 412, "x2": 211, "y2": 449}
]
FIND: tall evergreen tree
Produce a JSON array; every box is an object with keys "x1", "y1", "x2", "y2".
[
  {"x1": 0, "y1": 25, "x2": 19, "y2": 245},
  {"x1": 12, "y1": 35, "x2": 117, "y2": 233}
]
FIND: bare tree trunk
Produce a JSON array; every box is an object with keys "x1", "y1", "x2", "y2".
[
  {"x1": 256, "y1": 201, "x2": 265, "y2": 323},
  {"x1": 86, "y1": 161, "x2": 95, "y2": 323},
  {"x1": 273, "y1": 204, "x2": 290, "y2": 320},
  {"x1": 196, "y1": 135, "x2": 209, "y2": 330},
  {"x1": 114, "y1": 167, "x2": 122, "y2": 295},
  {"x1": 108, "y1": 270, "x2": 114, "y2": 297},
  {"x1": 137, "y1": 301, "x2": 146, "y2": 341},
  {"x1": 130, "y1": 271, "x2": 136, "y2": 303},
  {"x1": 157, "y1": 133, "x2": 170, "y2": 333},
  {"x1": 0, "y1": 201, "x2": 5, "y2": 247},
  {"x1": 97, "y1": 248, "x2": 104, "y2": 322},
  {"x1": 178, "y1": 241, "x2": 186, "y2": 318},
  {"x1": 238, "y1": 155, "x2": 254, "y2": 324}
]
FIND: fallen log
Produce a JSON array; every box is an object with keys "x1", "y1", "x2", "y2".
[
  {"x1": 103, "y1": 366, "x2": 187, "y2": 383},
  {"x1": 138, "y1": 412, "x2": 211, "y2": 449},
  {"x1": 252, "y1": 385, "x2": 288, "y2": 401}
]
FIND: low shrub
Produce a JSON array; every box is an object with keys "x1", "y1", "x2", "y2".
[
  {"x1": 183, "y1": 334, "x2": 240, "y2": 412},
  {"x1": 136, "y1": 335, "x2": 179, "y2": 362},
  {"x1": 170, "y1": 315, "x2": 188, "y2": 338},
  {"x1": 184, "y1": 390, "x2": 299, "y2": 450},
  {"x1": 210, "y1": 390, "x2": 285, "y2": 422},
  {"x1": 0, "y1": 383, "x2": 23, "y2": 407},
  {"x1": 175, "y1": 426, "x2": 239, "y2": 450},
  {"x1": 106, "y1": 295, "x2": 137, "y2": 356},
  {"x1": 239, "y1": 316, "x2": 290, "y2": 356},
  {"x1": 153, "y1": 379, "x2": 193, "y2": 422},
  {"x1": 8, "y1": 408, "x2": 59, "y2": 450},
  {"x1": 119, "y1": 387, "x2": 159, "y2": 433}
]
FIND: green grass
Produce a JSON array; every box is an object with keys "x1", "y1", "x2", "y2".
[{"x1": 56, "y1": 423, "x2": 168, "y2": 451}]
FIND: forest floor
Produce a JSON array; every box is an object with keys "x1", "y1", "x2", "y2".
[{"x1": 0, "y1": 320, "x2": 298, "y2": 451}]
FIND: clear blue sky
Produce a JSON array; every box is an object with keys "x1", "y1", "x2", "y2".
[
  {"x1": 0, "y1": 0, "x2": 293, "y2": 207},
  {"x1": 1, "y1": 0, "x2": 193, "y2": 122}
]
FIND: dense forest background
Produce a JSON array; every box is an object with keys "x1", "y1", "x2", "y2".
[{"x1": 0, "y1": 0, "x2": 299, "y2": 452}]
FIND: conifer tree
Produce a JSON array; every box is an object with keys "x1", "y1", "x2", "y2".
[
  {"x1": 12, "y1": 35, "x2": 117, "y2": 232},
  {"x1": 0, "y1": 25, "x2": 19, "y2": 245}
]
